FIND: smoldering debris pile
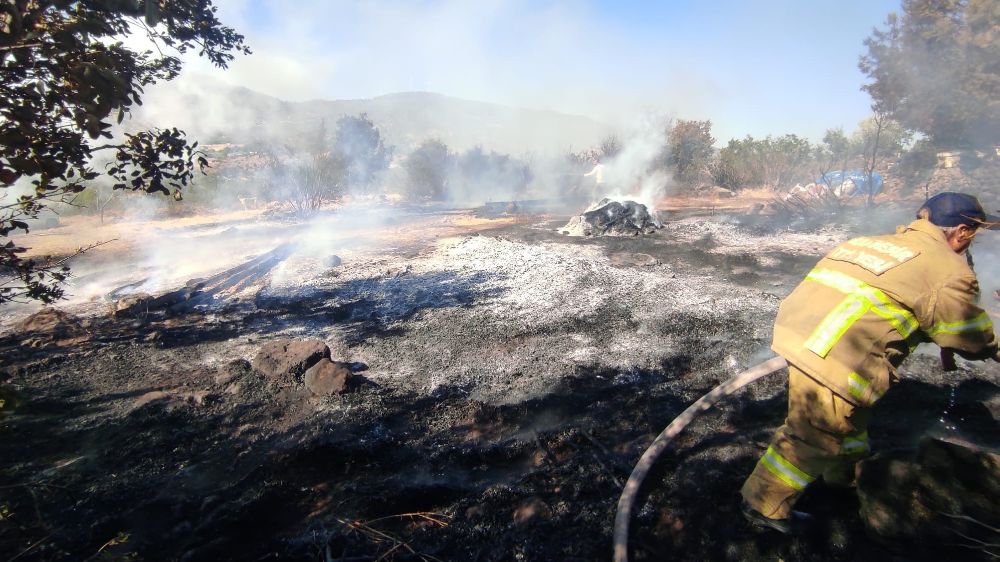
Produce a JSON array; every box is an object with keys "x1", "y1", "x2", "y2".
[{"x1": 560, "y1": 198, "x2": 662, "y2": 237}]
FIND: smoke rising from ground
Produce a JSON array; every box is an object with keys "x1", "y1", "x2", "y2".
[
  {"x1": 598, "y1": 115, "x2": 675, "y2": 209},
  {"x1": 971, "y1": 237, "x2": 1000, "y2": 313},
  {"x1": 15, "y1": 1, "x2": 985, "y2": 315}
]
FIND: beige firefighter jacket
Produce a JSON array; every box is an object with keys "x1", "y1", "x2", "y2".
[{"x1": 772, "y1": 219, "x2": 997, "y2": 407}]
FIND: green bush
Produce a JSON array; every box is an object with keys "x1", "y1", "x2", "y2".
[
  {"x1": 665, "y1": 120, "x2": 715, "y2": 186},
  {"x1": 405, "y1": 140, "x2": 453, "y2": 200},
  {"x1": 710, "y1": 134, "x2": 813, "y2": 190}
]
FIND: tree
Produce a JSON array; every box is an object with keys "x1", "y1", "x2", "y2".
[
  {"x1": 282, "y1": 154, "x2": 345, "y2": 215},
  {"x1": 853, "y1": 113, "x2": 911, "y2": 206},
  {"x1": 710, "y1": 135, "x2": 813, "y2": 190},
  {"x1": 454, "y1": 145, "x2": 489, "y2": 202},
  {"x1": 0, "y1": 1, "x2": 249, "y2": 304},
  {"x1": 255, "y1": 137, "x2": 345, "y2": 216},
  {"x1": 404, "y1": 140, "x2": 452, "y2": 200},
  {"x1": 556, "y1": 149, "x2": 594, "y2": 198},
  {"x1": 453, "y1": 146, "x2": 533, "y2": 202},
  {"x1": 710, "y1": 138, "x2": 755, "y2": 190},
  {"x1": 851, "y1": 115, "x2": 911, "y2": 158},
  {"x1": 309, "y1": 118, "x2": 329, "y2": 156},
  {"x1": 599, "y1": 134, "x2": 623, "y2": 161},
  {"x1": 665, "y1": 120, "x2": 715, "y2": 185},
  {"x1": 761, "y1": 135, "x2": 813, "y2": 188},
  {"x1": 860, "y1": 0, "x2": 1000, "y2": 147},
  {"x1": 332, "y1": 113, "x2": 393, "y2": 192},
  {"x1": 94, "y1": 182, "x2": 122, "y2": 225},
  {"x1": 818, "y1": 128, "x2": 851, "y2": 174}
]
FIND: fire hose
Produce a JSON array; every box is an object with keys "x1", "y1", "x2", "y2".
[{"x1": 611, "y1": 356, "x2": 789, "y2": 562}]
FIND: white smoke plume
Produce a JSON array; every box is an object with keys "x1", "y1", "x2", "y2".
[{"x1": 598, "y1": 113, "x2": 675, "y2": 209}]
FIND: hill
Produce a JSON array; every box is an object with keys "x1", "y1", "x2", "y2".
[{"x1": 133, "y1": 76, "x2": 613, "y2": 155}]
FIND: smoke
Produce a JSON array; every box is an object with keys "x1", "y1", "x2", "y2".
[
  {"x1": 169, "y1": 0, "x2": 894, "y2": 144},
  {"x1": 268, "y1": 205, "x2": 400, "y2": 290},
  {"x1": 131, "y1": 75, "x2": 285, "y2": 148},
  {"x1": 416, "y1": 145, "x2": 534, "y2": 206},
  {"x1": 3, "y1": 0, "x2": 938, "y2": 325},
  {"x1": 598, "y1": 114, "x2": 675, "y2": 209},
  {"x1": 509, "y1": 113, "x2": 676, "y2": 210},
  {"x1": 971, "y1": 235, "x2": 1000, "y2": 311}
]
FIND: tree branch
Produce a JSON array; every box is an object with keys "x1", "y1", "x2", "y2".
[{"x1": 0, "y1": 43, "x2": 44, "y2": 52}]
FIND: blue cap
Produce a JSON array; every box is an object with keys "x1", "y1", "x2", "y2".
[{"x1": 919, "y1": 192, "x2": 999, "y2": 230}]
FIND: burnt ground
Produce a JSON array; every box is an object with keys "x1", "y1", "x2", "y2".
[{"x1": 1, "y1": 206, "x2": 999, "y2": 561}]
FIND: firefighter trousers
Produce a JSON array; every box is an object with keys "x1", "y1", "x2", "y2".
[{"x1": 740, "y1": 364, "x2": 871, "y2": 519}]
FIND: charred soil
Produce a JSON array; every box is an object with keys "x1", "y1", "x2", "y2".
[{"x1": 1, "y1": 206, "x2": 998, "y2": 561}]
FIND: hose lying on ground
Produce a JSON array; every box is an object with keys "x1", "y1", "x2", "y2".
[{"x1": 612, "y1": 356, "x2": 789, "y2": 562}]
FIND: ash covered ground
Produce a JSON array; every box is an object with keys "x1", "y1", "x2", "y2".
[{"x1": 1, "y1": 204, "x2": 998, "y2": 561}]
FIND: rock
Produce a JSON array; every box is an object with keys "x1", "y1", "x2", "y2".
[
  {"x1": 14, "y1": 308, "x2": 88, "y2": 347},
  {"x1": 251, "y1": 339, "x2": 330, "y2": 382},
  {"x1": 114, "y1": 293, "x2": 153, "y2": 318},
  {"x1": 857, "y1": 436, "x2": 999, "y2": 551},
  {"x1": 304, "y1": 359, "x2": 351, "y2": 396},
  {"x1": 16, "y1": 308, "x2": 85, "y2": 336}
]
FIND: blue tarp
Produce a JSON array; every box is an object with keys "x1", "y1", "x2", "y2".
[{"x1": 816, "y1": 170, "x2": 883, "y2": 196}]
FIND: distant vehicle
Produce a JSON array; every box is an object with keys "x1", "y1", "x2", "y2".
[{"x1": 816, "y1": 170, "x2": 883, "y2": 198}]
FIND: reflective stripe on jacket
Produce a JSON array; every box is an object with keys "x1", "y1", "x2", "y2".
[{"x1": 772, "y1": 219, "x2": 998, "y2": 406}]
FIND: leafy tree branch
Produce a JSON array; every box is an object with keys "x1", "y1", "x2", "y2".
[{"x1": 0, "y1": 0, "x2": 249, "y2": 304}]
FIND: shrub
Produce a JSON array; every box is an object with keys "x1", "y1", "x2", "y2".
[{"x1": 405, "y1": 140, "x2": 453, "y2": 200}]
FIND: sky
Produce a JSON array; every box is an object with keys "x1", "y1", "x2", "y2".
[{"x1": 178, "y1": 0, "x2": 903, "y2": 144}]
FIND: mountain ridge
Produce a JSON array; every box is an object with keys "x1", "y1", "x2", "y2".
[{"x1": 136, "y1": 77, "x2": 613, "y2": 155}]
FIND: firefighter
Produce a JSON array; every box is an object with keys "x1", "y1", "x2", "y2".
[
  {"x1": 582, "y1": 156, "x2": 606, "y2": 200},
  {"x1": 741, "y1": 191, "x2": 1000, "y2": 534}
]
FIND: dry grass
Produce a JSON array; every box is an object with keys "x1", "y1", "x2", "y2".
[
  {"x1": 16, "y1": 209, "x2": 261, "y2": 259},
  {"x1": 656, "y1": 187, "x2": 776, "y2": 213}
]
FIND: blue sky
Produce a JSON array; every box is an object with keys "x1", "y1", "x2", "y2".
[{"x1": 187, "y1": 0, "x2": 902, "y2": 144}]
